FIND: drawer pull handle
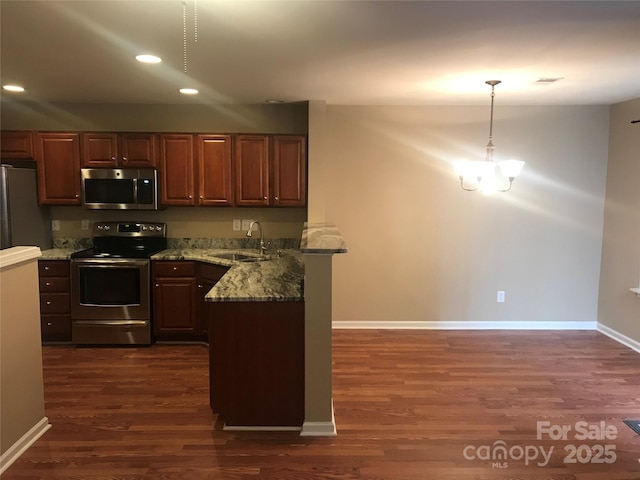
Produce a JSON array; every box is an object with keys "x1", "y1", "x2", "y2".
[{"x1": 45, "y1": 282, "x2": 51, "y2": 286}]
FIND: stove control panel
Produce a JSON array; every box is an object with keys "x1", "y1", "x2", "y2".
[{"x1": 93, "y1": 222, "x2": 166, "y2": 237}]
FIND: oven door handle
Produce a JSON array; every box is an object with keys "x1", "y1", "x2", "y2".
[{"x1": 73, "y1": 320, "x2": 149, "y2": 327}]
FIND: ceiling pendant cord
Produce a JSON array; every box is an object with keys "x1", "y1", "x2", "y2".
[
  {"x1": 183, "y1": 0, "x2": 188, "y2": 73},
  {"x1": 485, "y1": 80, "x2": 500, "y2": 164}
]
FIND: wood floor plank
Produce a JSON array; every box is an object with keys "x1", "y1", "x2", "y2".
[{"x1": 3, "y1": 330, "x2": 640, "y2": 479}]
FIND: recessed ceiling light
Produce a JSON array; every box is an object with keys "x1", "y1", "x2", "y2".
[
  {"x1": 179, "y1": 88, "x2": 199, "y2": 95},
  {"x1": 265, "y1": 99, "x2": 285, "y2": 104},
  {"x1": 3, "y1": 84, "x2": 25, "y2": 92},
  {"x1": 136, "y1": 54, "x2": 162, "y2": 64}
]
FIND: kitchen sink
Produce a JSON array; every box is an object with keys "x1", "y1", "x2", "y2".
[{"x1": 210, "y1": 252, "x2": 271, "y2": 263}]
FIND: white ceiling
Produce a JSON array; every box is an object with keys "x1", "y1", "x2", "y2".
[{"x1": 1, "y1": 0, "x2": 639, "y2": 106}]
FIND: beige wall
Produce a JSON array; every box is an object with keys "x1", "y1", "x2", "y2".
[
  {"x1": 323, "y1": 105, "x2": 610, "y2": 324},
  {"x1": 0, "y1": 249, "x2": 47, "y2": 458},
  {"x1": 598, "y1": 98, "x2": 640, "y2": 342}
]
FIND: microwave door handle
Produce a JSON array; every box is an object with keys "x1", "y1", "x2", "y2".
[{"x1": 133, "y1": 177, "x2": 138, "y2": 203}]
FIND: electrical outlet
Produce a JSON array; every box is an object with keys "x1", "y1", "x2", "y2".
[
  {"x1": 232, "y1": 219, "x2": 241, "y2": 231},
  {"x1": 51, "y1": 220, "x2": 60, "y2": 232},
  {"x1": 241, "y1": 219, "x2": 256, "y2": 231},
  {"x1": 497, "y1": 291, "x2": 505, "y2": 303},
  {"x1": 81, "y1": 219, "x2": 90, "y2": 231}
]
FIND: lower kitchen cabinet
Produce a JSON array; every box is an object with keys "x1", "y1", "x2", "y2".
[
  {"x1": 153, "y1": 261, "x2": 229, "y2": 341},
  {"x1": 208, "y1": 301, "x2": 304, "y2": 427},
  {"x1": 152, "y1": 261, "x2": 198, "y2": 340},
  {"x1": 38, "y1": 260, "x2": 71, "y2": 342},
  {"x1": 197, "y1": 262, "x2": 229, "y2": 338}
]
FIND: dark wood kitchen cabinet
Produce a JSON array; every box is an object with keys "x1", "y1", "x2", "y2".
[
  {"x1": 272, "y1": 135, "x2": 307, "y2": 207},
  {"x1": 196, "y1": 262, "x2": 229, "y2": 338},
  {"x1": 209, "y1": 301, "x2": 305, "y2": 427},
  {"x1": 159, "y1": 134, "x2": 195, "y2": 206},
  {"x1": 160, "y1": 134, "x2": 233, "y2": 207},
  {"x1": 82, "y1": 132, "x2": 158, "y2": 167},
  {"x1": 197, "y1": 134, "x2": 233, "y2": 206},
  {"x1": 1, "y1": 130, "x2": 35, "y2": 159},
  {"x1": 38, "y1": 260, "x2": 71, "y2": 342},
  {"x1": 234, "y1": 135, "x2": 306, "y2": 207},
  {"x1": 152, "y1": 261, "x2": 199, "y2": 340},
  {"x1": 153, "y1": 260, "x2": 229, "y2": 341},
  {"x1": 35, "y1": 133, "x2": 82, "y2": 205}
]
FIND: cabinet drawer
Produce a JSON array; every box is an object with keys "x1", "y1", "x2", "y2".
[
  {"x1": 40, "y1": 293, "x2": 70, "y2": 314},
  {"x1": 39, "y1": 261, "x2": 69, "y2": 277},
  {"x1": 153, "y1": 261, "x2": 196, "y2": 277},
  {"x1": 39, "y1": 277, "x2": 70, "y2": 293},
  {"x1": 41, "y1": 315, "x2": 71, "y2": 341}
]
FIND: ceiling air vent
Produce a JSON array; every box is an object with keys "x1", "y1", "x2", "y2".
[{"x1": 535, "y1": 77, "x2": 564, "y2": 85}]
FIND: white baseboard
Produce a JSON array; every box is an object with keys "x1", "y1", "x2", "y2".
[
  {"x1": 0, "y1": 417, "x2": 50, "y2": 475},
  {"x1": 597, "y1": 323, "x2": 640, "y2": 353},
  {"x1": 300, "y1": 400, "x2": 337, "y2": 437},
  {"x1": 223, "y1": 425, "x2": 301, "y2": 432},
  {"x1": 333, "y1": 321, "x2": 598, "y2": 330}
]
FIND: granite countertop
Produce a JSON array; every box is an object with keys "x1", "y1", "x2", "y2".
[
  {"x1": 152, "y1": 248, "x2": 304, "y2": 302},
  {"x1": 39, "y1": 246, "x2": 304, "y2": 302},
  {"x1": 300, "y1": 222, "x2": 348, "y2": 254}
]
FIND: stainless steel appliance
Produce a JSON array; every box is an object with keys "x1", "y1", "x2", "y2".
[
  {"x1": 70, "y1": 221, "x2": 167, "y2": 345},
  {"x1": 81, "y1": 168, "x2": 160, "y2": 210},
  {"x1": 0, "y1": 163, "x2": 52, "y2": 250}
]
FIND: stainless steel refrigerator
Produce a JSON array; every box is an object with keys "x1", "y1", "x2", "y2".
[{"x1": 0, "y1": 163, "x2": 52, "y2": 250}]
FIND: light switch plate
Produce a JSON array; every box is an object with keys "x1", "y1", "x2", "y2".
[
  {"x1": 81, "y1": 219, "x2": 90, "y2": 230},
  {"x1": 497, "y1": 291, "x2": 505, "y2": 303}
]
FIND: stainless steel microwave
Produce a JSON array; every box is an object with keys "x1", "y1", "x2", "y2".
[{"x1": 81, "y1": 168, "x2": 159, "y2": 210}]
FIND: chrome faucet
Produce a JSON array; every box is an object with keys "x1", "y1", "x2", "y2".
[{"x1": 246, "y1": 221, "x2": 267, "y2": 255}]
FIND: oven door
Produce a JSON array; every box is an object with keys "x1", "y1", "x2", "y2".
[{"x1": 71, "y1": 258, "x2": 151, "y2": 344}]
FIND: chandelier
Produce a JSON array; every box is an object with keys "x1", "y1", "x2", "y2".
[{"x1": 453, "y1": 80, "x2": 525, "y2": 193}]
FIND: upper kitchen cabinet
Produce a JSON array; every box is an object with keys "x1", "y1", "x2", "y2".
[
  {"x1": 272, "y1": 135, "x2": 307, "y2": 207},
  {"x1": 197, "y1": 134, "x2": 232, "y2": 206},
  {"x1": 160, "y1": 134, "x2": 195, "y2": 206},
  {"x1": 1, "y1": 131, "x2": 35, "y2": 159},
  {"x1": 35, "y1": 133, "x2": 81, "y2": 205},
  {"x1": 234, "y1": 135, "x2": 270, "y2": 207},
  {"x1": 234, "y1": 134, "x2": 306, "y2": 207},
  {"x1": 82, "y1": 133, "x2": 158, "y2": 167}
]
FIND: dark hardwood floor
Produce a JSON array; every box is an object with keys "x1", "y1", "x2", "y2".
[{"x1": 4, "y1": 330, "x2": 640, "y2": 479}]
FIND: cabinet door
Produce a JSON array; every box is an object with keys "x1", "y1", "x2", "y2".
[
  {"x1": 153, "y1": 277, "x2": 198, "y2": 336},
  {"x1": 234, "y1": 135, "x2": 269, "y2": 206},
  {"x1": 82, "y1": 133, "x2": 118, "y2": 167},
  {"x1": 1, "y1": 131, "x2": 34, "y2": 159},
  {"x1": 272, "y1": 135, "x2": 306, "y2": 207},
  {"x1": 197, "y1": 135, "x2": 232, "y2": 206},
  {"x1": 160, "y1": 134, "x2": 195, "y2": 206},
  {"x1": 119, "y1": 133, "x2": 158, "y2": 167},
  {"x1": 35, "y1": 133, "x2": 81, "y2": 205}
]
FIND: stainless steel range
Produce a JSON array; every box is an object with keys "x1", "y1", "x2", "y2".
[{"x1": 70, "y1": 221, "x2": 167, "y2": 345}]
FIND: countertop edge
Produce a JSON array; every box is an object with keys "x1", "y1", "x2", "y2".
[{"x1": 300, "y1": 222, "x2": 348, "y2": 254}]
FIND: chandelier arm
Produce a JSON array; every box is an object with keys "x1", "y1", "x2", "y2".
[{"x1": 459, "y1": 177, "x2": 479, "y2": 192}]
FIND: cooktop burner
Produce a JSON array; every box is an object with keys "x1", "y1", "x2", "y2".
[{"x1": 71, "y1": 222, "x2": 167, "y2": 260}]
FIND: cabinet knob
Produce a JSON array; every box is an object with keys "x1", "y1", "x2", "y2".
[
  {"x1": 199, "y1": 196, "x2": 203, "y2": 199},
  {"x1": 188, "y1": 195, "x2": 193, "y2": 199},
  {"x1": 198, "y1": 284, "x2": 203, "y2": 288},
  {"x1": 45, "y1": 282, "x2": 51, "y2": 286},
  {"x1": 44, "y1": 266, "x2": 49, "y2": 271},
  {"x1": 75, "y1": 194, "x2": 80, "y2": 198},
  {"x1": 274, "y1": 196, "x2": 279, "y2": 201},
  {"x1": 111, "y1": 156, "x2": 116, "y2": 161},
  {"x1": 46, "y1": 301, "x2": 51, "y2": 305},
  {"x1": 47, "y1": 322, "x2": 52, "y2": 326},
  {"x1": 263, "y1": 196, "x2": 267, "y2": 200},
  {"x1": 122, "y1": 156, "x2": 128, "y2": 162},
  {"x1": 173, "y1": 266, "x2": 178, "y2": 271},
  {"x1": 155, "y1": 283, "x2": 160, "y2": 287}
]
